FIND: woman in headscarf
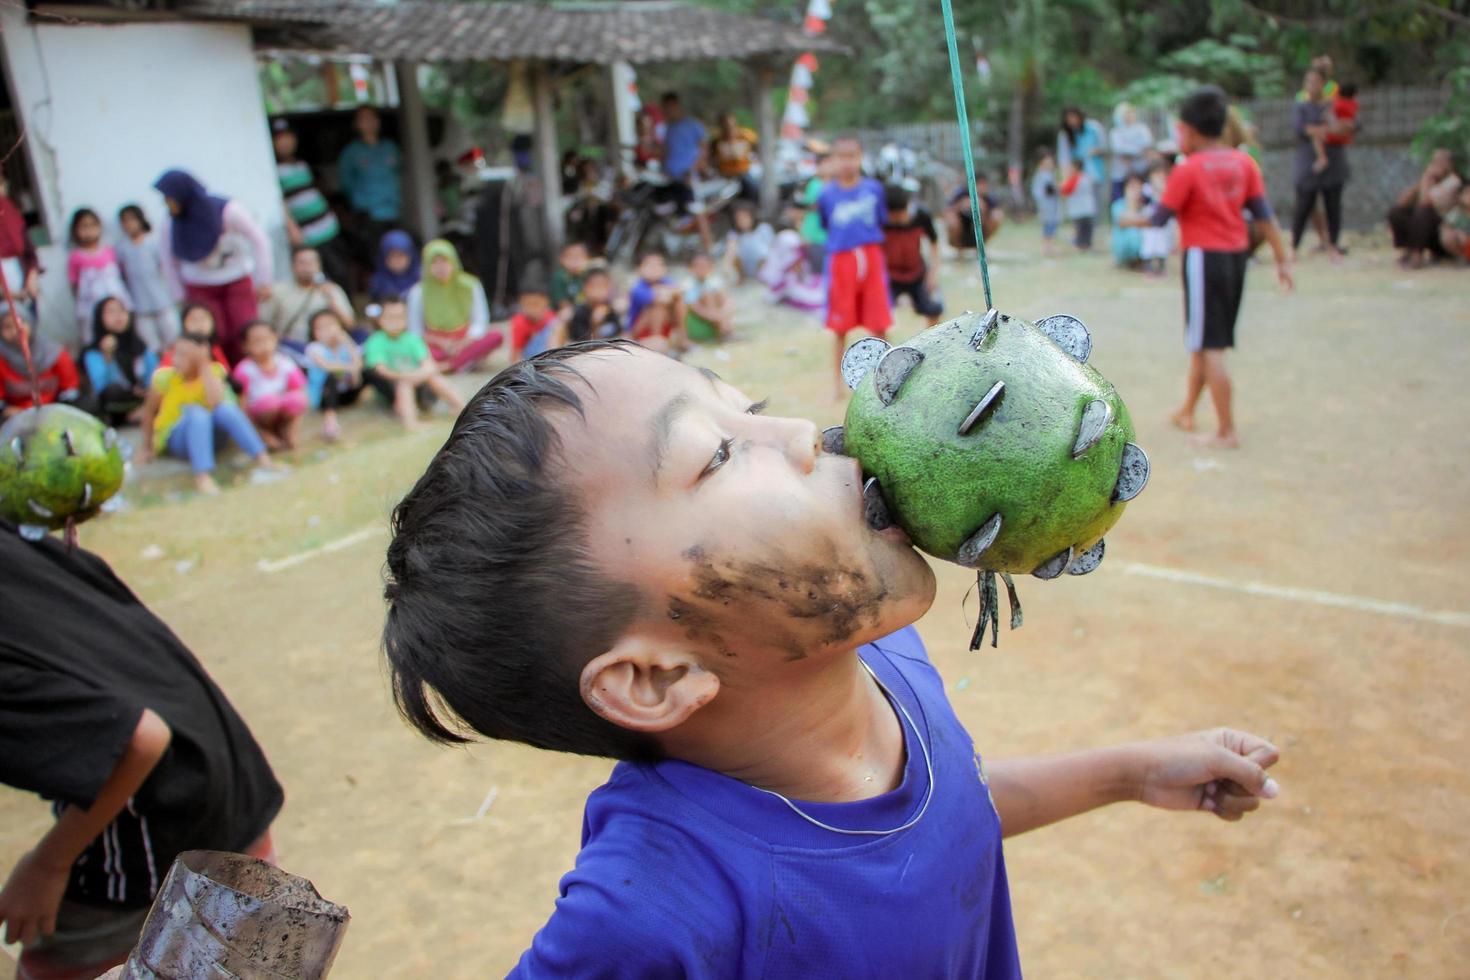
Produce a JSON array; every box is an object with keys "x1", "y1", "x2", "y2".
[
  {"x1": 405, "y1": 239, "x2": 502, "y2": 374},
  {"x1": 0, "y1": 303, "x2": 81, "y2": 418},
  {"x1": 369, "y1": 229, "x2": 420, "y2": 301},
  {"x1": 153, "y1": 169, "x2": 273, "y2": 366}
]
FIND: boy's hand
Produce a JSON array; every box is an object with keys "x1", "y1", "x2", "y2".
[
  {"x1": 1276, "y1": 261, "x2": 1294, "y2": 294},
  {"x1": 0, "y1": 849, "x2": 69, "y2": 946},
  {"x1": 1132, "y1": 728, "x2": 1280, "y2": 821}
]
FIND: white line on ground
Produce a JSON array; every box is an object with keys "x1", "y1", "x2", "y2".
[
  {"x1": 257, "y1": 525, "x2": 384, "y2": 574},
  {"x1": 1118, "y1": 562, "x2": 1470, "y2": 629}
]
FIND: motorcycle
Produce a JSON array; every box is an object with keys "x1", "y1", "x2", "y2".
[{"x1": 604, "y1": 168, "x2": 743, "y2": 266}]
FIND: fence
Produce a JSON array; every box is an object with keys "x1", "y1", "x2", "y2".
[{"x1": 834, "y1": 85, "x2": 1449, "y2": 232}]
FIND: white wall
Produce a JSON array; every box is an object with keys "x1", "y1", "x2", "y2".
[{"x1": 0, "y1": 12, "x2": 285, "y2": 342}]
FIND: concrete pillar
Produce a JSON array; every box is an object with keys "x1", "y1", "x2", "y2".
[
  {"x1": 531, "y1": 62, "x2": 564, "y2": 248},
  {"x1": 753, "y1": 63, "x2": 779, "y2": 218},
  {"x1": 394, "y1": 60, "x2": 436, "y2": 240},
  {"x1": 608, "y1": 60, "x2": 638, "y2": 175}
]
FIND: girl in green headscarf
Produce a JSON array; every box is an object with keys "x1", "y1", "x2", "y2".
[{"x1": 406, "y1": 238, "x2": 502, "y2": 373}]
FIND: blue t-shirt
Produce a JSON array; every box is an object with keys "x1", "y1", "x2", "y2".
[
  {"x1": 510, "y1": 626, "x2": 1022, "y2": 979},
  {"x1": 665, "y1": 118, "x2": 708, "y2": 180},
  {"x1": 338, "y1": 138, "x2": 403, "y2": 221},
  {"x1": 626, "y1": 276, "x2": 671, "y2": 330},
  {"x1": 817, "y1": 178, "x2": 887, "y2": 254}
]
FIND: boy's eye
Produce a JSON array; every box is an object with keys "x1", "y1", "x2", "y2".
[{"x1": 702, "y1": 438, "x2": 733, "y2": 479}]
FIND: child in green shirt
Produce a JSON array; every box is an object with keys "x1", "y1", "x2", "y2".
[{"x1": 362, "y1": 297, "x2": 465, "y2": 431}]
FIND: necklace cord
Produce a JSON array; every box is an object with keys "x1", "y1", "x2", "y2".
[
  {"x1": 750, "y1": 661, "x2": 935, "y2": 838},
  {"x1": 941, "y1": 0, "x2": 995, "y2": 311}
]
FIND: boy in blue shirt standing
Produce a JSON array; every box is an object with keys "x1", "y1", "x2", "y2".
[
  {"x1": 382, "y1": 342, "x2": 1283, "y2": 978},
  {"x1": 818, "y1": 135, "x2": 893, "y2": 399}
]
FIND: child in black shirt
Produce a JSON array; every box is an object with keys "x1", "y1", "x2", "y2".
[{"x1": 0, "y1": 523, "x2": 283, "y2": 978}]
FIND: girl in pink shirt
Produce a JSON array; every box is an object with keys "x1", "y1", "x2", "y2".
[
  {"x1": 66, "y1": 208, "x2": 131, "y2": 345},
  {"x1": 232, "y1": 320, "x2": 306, "y2": 451}
]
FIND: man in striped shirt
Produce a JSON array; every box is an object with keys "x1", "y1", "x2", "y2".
[{"x1": 273, "y1": 119, "x2": 350, "y2": 290}]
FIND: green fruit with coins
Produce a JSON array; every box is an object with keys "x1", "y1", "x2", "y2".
[{"x1": 830, "y1": 309, "x2": 1150, "y2": 648}]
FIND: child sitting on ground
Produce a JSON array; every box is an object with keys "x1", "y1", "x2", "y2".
[
  {"x1": 139, "y1": 333, "x2": 271, "y2": 496},
  {"x1": 1438, "y1": 182, "x2": 1470, "y2": 261},
  {"x1": 305, "y1": 308, "x2": 365, "y2": 442},
  {"x1": 381, "y1": 340, "x2": 1284, "y2": 977},
  {"x1": 233, "y1": 321, "x2": 307, "y2": 451},
  {"x1": 1110, "y1": 175, "x2": 1147, "y2": 268},
  {"x1": 626, "y1": 252, "x2": 688, "y2": 355},
  {"x1": 1031, "y1": 150, "x2": 1061, "y2": 257},
  {"x1": 362, "y1": 296, "x2": 465, "y2": 431},
  {"x1": 818, "y1": 134, "x2": 892, "y2": 397},
  {"x1": 682, "y1": 253, "x2": 736, "y2": 342},
  {"x1": 510, "y1": 287, "x2": 558, "y2": 362},
  {"x1": 82, "y1": 296, "x2": 157, "y2": 427},
  {"x1": 549, "y1": 241, "x2": 590, "y2": 313},
  {"x1": 562, "y1": 268, "x2": 622, "y2": 343},
  {"x1": 882, "y1": 184, "x2": 943, "y2": 327},
  {"x1": 1061, "y1": 160, "x2": 1097, "y2": 252},
  {"x1": 724, "y1": 204, "x2": 774, "y2": 283}
]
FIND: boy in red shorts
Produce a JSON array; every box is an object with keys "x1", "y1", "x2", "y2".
[
  {"x1": 818, "y1": 134, "x2": 891, "y2": 398},
  {"x1": 1147, "y1": 86, "x2": 1292, "y2": 449}
]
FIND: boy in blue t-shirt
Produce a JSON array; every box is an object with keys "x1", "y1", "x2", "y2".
[
  {"x1": 818, "y1": 134, "x2": 893, "y2": 399},
  {"x1": 382, "y1": 343, "x2": 1284, "y2": 977}
]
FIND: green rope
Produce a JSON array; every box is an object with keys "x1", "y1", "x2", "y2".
[{"x1": 940, "y1": 0, "x2": 994, "y2": 311}]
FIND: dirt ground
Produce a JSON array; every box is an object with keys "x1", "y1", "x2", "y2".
[{"x1": 3, "y1": 233, "x2": 1468, "y2": 978}]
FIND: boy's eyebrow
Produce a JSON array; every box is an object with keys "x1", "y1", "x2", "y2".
[
  {"x1": 649, "y1": 393, "x2": 693, "y2": 486},
  {"x1": 696, "y1": 366, "x2": 722, "y2": 384}
]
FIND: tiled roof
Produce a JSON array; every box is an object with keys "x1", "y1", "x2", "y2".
[{"x1": 178, "y1": 0, "x2": 845, "y2": 65}]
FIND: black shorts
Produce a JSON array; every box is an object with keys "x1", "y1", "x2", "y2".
[
  {"x1": 1182, "y1": 247, "x2": 1249, "y2": 351},
  {"x1": 889, "y1": 276, "x2": 943, "y2": 318}
]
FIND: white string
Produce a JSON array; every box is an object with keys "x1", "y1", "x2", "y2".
[{"x1": 750, "y1": 661, "x2": 935, "y2": 837}]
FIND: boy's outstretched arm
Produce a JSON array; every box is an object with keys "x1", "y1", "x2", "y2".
[
  {"x1": 0, "y1": 708, "x2": 172, "y2": 947},
  {"x1": 987, "y1": 727, "x2": 1280, "y2": 838}
]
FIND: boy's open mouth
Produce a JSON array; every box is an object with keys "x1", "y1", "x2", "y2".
[{"x1": 842, "y1": 457, "x2": 912, "y2": 546}]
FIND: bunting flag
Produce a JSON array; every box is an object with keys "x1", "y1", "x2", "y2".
[{"x1": 781, "y1": 0, "x2": 833, "y2": 153}]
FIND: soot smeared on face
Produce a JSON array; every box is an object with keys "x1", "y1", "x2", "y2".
[{"x1": 671, "y1": 544, "x2": 890, "y2": 658}]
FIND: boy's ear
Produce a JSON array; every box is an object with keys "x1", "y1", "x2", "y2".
[{"x1": 579, "y1": 637, "x2": 720, "y2": 734}]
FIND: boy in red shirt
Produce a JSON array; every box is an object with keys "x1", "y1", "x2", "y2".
[
  {"x1": 1147, "y1": 86, "x2": 1292, "y2": 449},
  {"x1": 1314, "y1": 81, "x2": 1359, "y2": 173},
  {"x1": 509, "y1": 286, "x2": 558, "y2": 363}
]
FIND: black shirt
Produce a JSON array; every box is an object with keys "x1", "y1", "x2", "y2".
[
  {"x1": 0, "y1": 524, "x2": 283, "y2": 908},
  {"x1": 568, "y1": 302, "x2": 623, "y2": 343}
]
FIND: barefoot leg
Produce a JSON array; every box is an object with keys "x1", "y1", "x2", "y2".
[
  {"x1": 1172, "y1": 352, "x2": 1205, "y2": 431},
  {"x1": 281, "y1": 411, "x2": 302, "y2": 450},
  {"x1": 394, "y1": 380, "x2": 421, "y2": 430},
  {"x1": 424, "y1": 372, "x2": 466, "y2": 413},
  {"x1": 1200, "y1": 349, "x2": 1237, "y2": 446}
]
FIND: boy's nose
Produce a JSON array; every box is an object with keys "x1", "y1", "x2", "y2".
[{"x1": 779, "y1": 418, "x2": 820, "y2": 474}]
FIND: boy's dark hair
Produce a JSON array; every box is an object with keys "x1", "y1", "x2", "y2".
[
  {"x1": 382, "y1": 340, "x2": 656, "y2": 760},
  {"x1": 660, "y1": 91, "x2": 680, "y2": 105},
  {"x1": 1178, "y1": 85, "x2": 1229, "y2": 139},
  {"x1": 583, "y1": 267, "x2": 611, "y2": 284},
  {"x1": 884, "y1": 183, "x2": 910, "y2": 211},
  {"x1": 1036, "y1": 146, "x2": 1054, "y2": 162},
  {"x1": 560, "y1": 240, "x2": 588, "y2": 255},
  {"x1": 291, "y1": 244, "x2": 320, "y2": 259},
  {"x1": 118, "y1": 203, "x2": 151, "y2": 234},
  {"x1": 1338, "y1": 81, "x2": 1358, "y2": 98},
  {"x1": 377, "y1": 294, "x2": 407, "y2": 308},
  {"x1": 637, "y1": 249, "x2": 666, "y2": 265},
  {"x1": 68, "y1": 207, "x2": 100, "y2": 245}
]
